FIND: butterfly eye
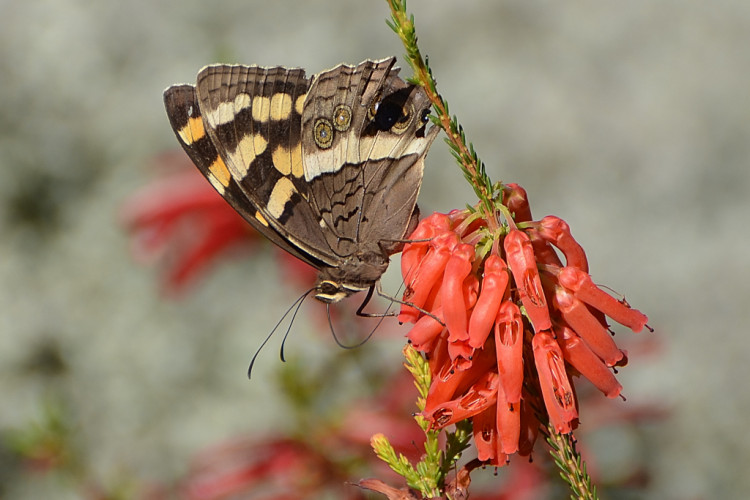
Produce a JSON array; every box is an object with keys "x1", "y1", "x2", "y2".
[
  {"x1": 313, "y1": 118, "x2": 334, "y2": 149},
  {"x1": 332, "y1": 104, "x2": 352, "y2": 132}
]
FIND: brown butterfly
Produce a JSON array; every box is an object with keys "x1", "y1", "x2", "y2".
[{"x1": 164, "y1": 57, "x2": 438, "y2": 304}]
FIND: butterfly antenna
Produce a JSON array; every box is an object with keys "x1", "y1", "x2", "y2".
[
  {"x1": 247, "y1": 287, "x2": 314, "y2": 379},
  {"x1": 279, "y1": 290, "x2": 310, "y2": 362}
]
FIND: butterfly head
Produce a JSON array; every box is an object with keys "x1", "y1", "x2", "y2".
[
  {"x1": 313, "y1": 253, "x2": 389, "y2": 303},
  {"x1": 313, "y1": 279, "x2": 366, "y2": 304}
]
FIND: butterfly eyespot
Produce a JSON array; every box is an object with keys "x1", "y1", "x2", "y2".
[
  {"x1": 313, "y1": 118, "x2": 334, "y2": 149},
  {"x1": 332, "y1": 104, "x2": 352, "y2": 131},
  {"x1": 372, "y1": 99, "x2": 407, "y2": 132},
  {"x1": 391, "y1": 104, "x2": 414, "y2": 134}
]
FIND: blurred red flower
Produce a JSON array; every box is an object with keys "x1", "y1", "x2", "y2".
[{"x1": 120, "y1": 151, "x2": 258, "y2": 295}]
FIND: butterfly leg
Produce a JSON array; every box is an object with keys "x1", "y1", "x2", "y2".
[
  {"x1": 355, "y1": 285, "x2": 396, "y2": 318},
  {"x1": 371, "y1": 282, "x2": 445, "y2": 326}
]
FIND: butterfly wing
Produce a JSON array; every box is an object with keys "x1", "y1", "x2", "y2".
[
  {"x1": 300, "y1": 58, "x2": 439, "y2": 261},
  {"x1": 194, "y1": 64, "x2": 340, "y2": 267},
  {"x1": 163, "y1": 84, "x2": 327, "y2": 269}
]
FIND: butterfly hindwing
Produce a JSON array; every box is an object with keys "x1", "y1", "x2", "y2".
[{"x1": 301, "y1": 58, "x2": 439, "y2": 261}]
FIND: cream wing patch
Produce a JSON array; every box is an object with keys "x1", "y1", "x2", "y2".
[
  {"x1": 272, "y1": 144, "x2": 304, "y2": 178},
  {"x1": 302, "y1": 131, "x2": 436, "y2": 182},
  {"x1": 205, "y1": 93, "x2": 252, "y2": 127},
  {"x1": 267, "y1": 177, "x2": 297, "y2": 219},
  {"x1": 270, "y1": 93, "x2": 293, "y2": 121},
  {"x1": 295, "y1": 94, "x2": 306, "y2": 115},
  {"x1": 234, "y1": 134, "x2": 269, "y2": 175},
  {"x1": 251, "y1": 95, "x2": 271, "y2": 122}
]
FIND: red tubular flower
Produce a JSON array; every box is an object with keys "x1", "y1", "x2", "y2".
[
  {"x1": 423, "y1": 371, "x2": 499, "y2": 428},
  {"x1": 400, "y1": 182, "x2": 648, "y2": 464},
  {"x1": 495, "y1": 379, "x2": 521, "y2": 455},
  {"x1": 532, "y1": 330, "x2": 578, "y2": 434},
  {"x1": 441, "y1": 243, "x2": 476, "y2": 342},
  {"x1": 504, "y1": 229, "x2": 552, "y2": 332},
  {"x1": 406, "y1": 307, "x2": 445, "y2": 350},
  {"x1": 556, "y1": 326, "x2": 622, "y2": 398},
  {"x1": 503, "y1": 183, "x2": 532, "y2": 223},
  {"x1": 527, "y1": 229, "x2": 564, "y2": 267},
  {"x1": 424, "y1": 341, "x2": 498, "y2": 413},
  {"x1": 537, "y1": 216, "x2": 589, "y2": 273},
  {"x1": 468, "y1": 255, "x2": 509, "y2": 348},
  {"x1": 494, "y1": 301, "x2": 524, "y2": 406},
  {"x1": 447, "y1": 339, "x2": 476, "y2": 367},
  {"x1": 553, "y1": 287, "x2": 625, "y2": 367},
  {"x1": 399, "y1": 231, "x2": 459, "y2": 323},
  {"x1": 401, "y1": 212, "x2": 452, "y2": 285},
  {"x1": 557, "y1": 266, "x2": 648, "y2": 332},
  {"x1": 472, "y1": 405, "x2": 499, "y2": 463}
]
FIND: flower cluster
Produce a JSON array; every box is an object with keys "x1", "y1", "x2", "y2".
[{"x1": 399, "y1": 183, "x2": 649, "y2": 466}]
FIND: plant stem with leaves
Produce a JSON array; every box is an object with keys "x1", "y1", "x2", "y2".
[
  {"x1": 386, "y1": 0, "x2": 501, "y2": 229},
  {"x1": 380, "y1": 2, "x2": 602, "y2": 500}
]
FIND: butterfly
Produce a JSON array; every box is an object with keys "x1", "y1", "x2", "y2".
[{"x1": 163, "y1": 57, "x2": 438, "y2": 305}]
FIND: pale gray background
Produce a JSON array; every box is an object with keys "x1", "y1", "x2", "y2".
[{"x1": 1, "y1": 1, "x2": 748, "y2": 499}]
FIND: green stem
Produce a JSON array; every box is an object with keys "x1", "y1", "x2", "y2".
[
  {"x1": 546, "y1": 424, "x2": 600, "y2": 500},
  {"x1": 386, "y1": 0, "x2": 500, "y2": 229}
]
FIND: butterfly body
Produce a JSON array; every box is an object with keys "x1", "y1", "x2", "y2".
[{"x1": 164, "y1": 57, "x2": 438, "y2": 303}]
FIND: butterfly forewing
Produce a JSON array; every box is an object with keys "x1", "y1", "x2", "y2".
[
  {"x1": 162, "y1": 84, "x2": 326, "y2": 269},
  {"x1": 195, "y1": 65, "x2": 338, "y2": 266}
]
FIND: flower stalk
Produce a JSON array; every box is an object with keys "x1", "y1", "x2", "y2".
[
  {"x1": 546, "y1": 424, "x2": 599, "y2": 500},
  {"x1": 378, "y1": 2, "x2": 651, "y2": 499},
  {"x1": 386, "y1": 0, "x2": 499, "y2": 225}
]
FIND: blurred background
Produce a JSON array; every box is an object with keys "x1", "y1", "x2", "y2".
[{"x1": 1, "y1": 0, "x2": 748, "y2": 498}]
